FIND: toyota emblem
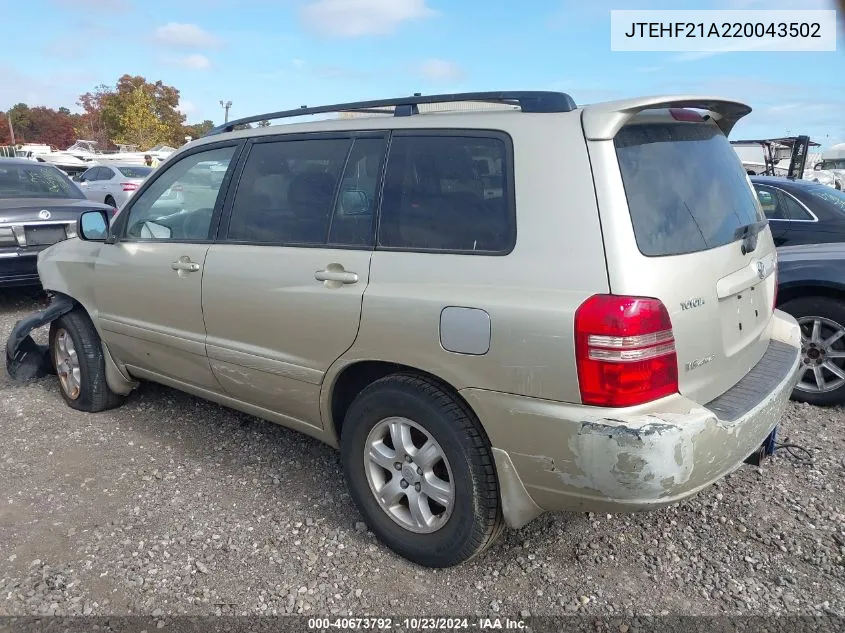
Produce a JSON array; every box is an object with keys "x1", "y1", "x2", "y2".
[
  {"x1": 756, "y1": 261, "x2": 765, "y2": 279},
  {"x1": 38, "y1": 209, "x2": 51, "y2": 220}
]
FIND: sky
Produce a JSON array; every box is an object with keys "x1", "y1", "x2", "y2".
[{"x1": 2, "y1": 0, "x2": 843, "y2": 147}]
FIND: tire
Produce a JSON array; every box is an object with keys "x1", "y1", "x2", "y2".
[
  {"x1": 104, "y1": 195, "x2": 116, "y2": 208},
  {"x1": 340, "y1": 373, "x2": 504, "y2": 568},
  {"x1": 779, "y1": 296, "x2": 845, "y2": 406},
  {"x1": 49, "y1": 308, "x2": 125, "y2": 412}
]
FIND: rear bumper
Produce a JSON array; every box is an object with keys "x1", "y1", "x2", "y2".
[
  {"x1": 0, "y1": 252, "x2": 40, "y2": 287},
  {"x1": 461, "y1": 309, "x2": 802, "y2": 528}
]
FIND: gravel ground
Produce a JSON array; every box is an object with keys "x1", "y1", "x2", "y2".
[{"x1": 0, "y1": 288, "x2": 843, "y2": 620}]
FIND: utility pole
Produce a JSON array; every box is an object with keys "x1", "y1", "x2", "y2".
[
  {"x1": 6, "y1": 110, "x2": 15, "y2": 146},
  {"x1": 219, "y1": 100, "x2": 232, "y2": 124}
]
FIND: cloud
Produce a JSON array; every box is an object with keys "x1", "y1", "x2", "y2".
[
  {"x1": 292, "y1": 58, "x2": 306, "y2": 68},
  {"x1": 162, "y1": 54, "x2": 213, "y2": 70},
  {"x1": 152, "y1": 23, "x2": 222, "y2": 49},
  {"x1": 300, "y1": 0, "x2": 437, "y2": 37},
  {"x1": 416, "y1": 59, "x2": 465, "y2": 83},
  {"x1": 636, "y1": 66, "x2": 662, "y2": 73}
]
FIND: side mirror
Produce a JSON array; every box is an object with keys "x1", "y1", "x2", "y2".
[
  {"x1": 814, "y1": 163, "x2": 823, "y2": 171},
  {"x1": 78, "y1": 209, "x2": 109, "y2": 241},
  {"x1": 339, "y1": 189, "x2": 369, "y2": 215}
]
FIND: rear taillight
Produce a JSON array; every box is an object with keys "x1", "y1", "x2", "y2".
[
  {"x1": 574, "y1": 295, "x2": 679, "y2": 407},
  {"x1": 121, "y1": 182, "x2": 139, "y2": 192},
  {"x1": 772, "y1": 263, "x2": 778, "y2": 310}
]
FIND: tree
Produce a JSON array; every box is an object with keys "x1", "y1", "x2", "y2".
[
  {"x1": 0, "y1": 112, "x2": 12, "y2": 145},
  {"x1": 75, "y1": 84, "x2": 114, "y2": 148},
  {"x1": 183, "y1": 119, "x2": 214, "y2": 140},
  {"x1": 257, "y1": 120, "x2": 271, "y2": 128},
  {"x1": 113, "y1": 87, "x2": 170, "y2": 150},
  {"x1": 75, "y1": 75, "x2": 188, "y2": 149},
  {"x1": 2, "y1": 104, "x2": 75, "y2": 148}
]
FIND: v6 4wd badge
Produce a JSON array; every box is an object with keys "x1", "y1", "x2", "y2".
[{"x1": 680, "y1": 297, "x2": 705, "y2": 311}]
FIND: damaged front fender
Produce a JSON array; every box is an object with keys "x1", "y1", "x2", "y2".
[{"x1": 5, "y1": 293, "x2": 75, "y2": 381}]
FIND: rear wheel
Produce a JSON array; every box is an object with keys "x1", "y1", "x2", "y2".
[
  {"x1": 49, "y1": 309, "x2": 125, "y2": 412},
  {"x1": 340, "y1": 373, "x2": 504, "y2": 567},
  {"x1": 780, "y1": 296, "x2": 845, "y2": 406},
  {"x1": 104, "y1": 195, "x2": 116, "y2": 208}
]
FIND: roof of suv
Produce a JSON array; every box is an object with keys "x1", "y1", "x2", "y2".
[{"x1": 190, "y1": 91, "x2": 752, "y2": 152}]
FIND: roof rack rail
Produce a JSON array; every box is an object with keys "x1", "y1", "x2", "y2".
[{"x1": 204, "y1": 91, "x2": 577, "y2": 136}]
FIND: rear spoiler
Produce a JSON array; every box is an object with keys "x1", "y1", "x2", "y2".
[{"x1": 581, "y1": 95, "x2": 752, "y2": 141}]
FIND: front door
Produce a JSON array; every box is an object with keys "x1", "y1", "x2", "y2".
[
  {"x1": 201, "y1": 134, "x2": 387, "y2": 427},
  {"x1": 93, "y1": 143, "x2": 241, "y2": 390}
]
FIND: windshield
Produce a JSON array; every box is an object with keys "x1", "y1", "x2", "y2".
[
  {"x1": 615, "y1": 123, "x2": 763, "y2": 257},
  {"x1": 117, "y1": 166, "x2": 153, "y2": 179},
  {"x1": 0, "y1": 163, "x2": 84, "y2": 199},
  {"x1": 803, "y1": 183, "x2": 845, "y2": 213}
]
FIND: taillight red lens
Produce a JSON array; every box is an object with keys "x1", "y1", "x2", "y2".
[
  {"x1": 121, "y1": 182, "x2": 139, "y2": 192},
  {"x1": 574, "y1": 295, "x2": 679, "y2": 407}
]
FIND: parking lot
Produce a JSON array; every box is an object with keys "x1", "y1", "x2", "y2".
[{"x1": 0, "y1": 288, "x2": 843, "y2": 619}]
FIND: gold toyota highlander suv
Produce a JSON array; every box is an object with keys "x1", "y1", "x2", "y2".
[{"x1": 6, "y1": 92, "x2": 802, "y2": 568}]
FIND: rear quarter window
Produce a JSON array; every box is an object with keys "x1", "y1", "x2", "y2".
[{"x1": 615, "y1": 123, "x2": 763, "y2": 257}]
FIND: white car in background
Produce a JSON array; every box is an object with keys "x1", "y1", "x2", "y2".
[{"x1": 74, "y1": 163, "x2": 155, "y2": 209}]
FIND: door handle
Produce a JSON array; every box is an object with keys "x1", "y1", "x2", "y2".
[
  {"x1": 315, "y1": 268, "x2": 358, "y2": 284},
  {"x1": 171, "y1": 257, "x2": 200, "y2": 273}
]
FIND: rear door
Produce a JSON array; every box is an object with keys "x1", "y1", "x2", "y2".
[{"x1": 588, "y1": 107, "x2": 778, "y2": 404}]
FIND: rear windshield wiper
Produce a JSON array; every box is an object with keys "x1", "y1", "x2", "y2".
[{"x1": 734, "y1": 219, "x2": 768, "y2": 255}]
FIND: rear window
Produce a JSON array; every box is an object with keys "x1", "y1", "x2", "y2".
[
  {"x1": 0, "y1": 164, "x2": 83, "y2": 200},
  {"x1": 803, "y1": 183, "x2": 845, "y2": 214},
  {"x1": 117, "y1": 166, "x2": 153, "y2": 178},
  {"x1": 615, "y1": 123, "x2": 763, "y2": 257}
]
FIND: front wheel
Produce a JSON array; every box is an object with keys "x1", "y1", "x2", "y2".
[
  {"x1": 49, "y1": 309, "x2": 125, "y2": 412},
  {"x1": 780, "y1": 296, "x2": 845, "y2": 406},
  {"x1": 340, "y1": 373, "x2": 504, "y2": 567}
]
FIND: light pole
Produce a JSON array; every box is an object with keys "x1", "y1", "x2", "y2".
[{"x1": 219, "y1": 100, "x2": 232, "y2": 124}]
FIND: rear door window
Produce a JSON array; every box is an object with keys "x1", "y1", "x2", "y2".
[{"x1": 615, "y1": 123, "x2": 763, "y2": 257}]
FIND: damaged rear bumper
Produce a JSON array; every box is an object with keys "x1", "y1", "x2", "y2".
[{"x1": 461, "y1": 310, "x2": 802, "y2": 529}]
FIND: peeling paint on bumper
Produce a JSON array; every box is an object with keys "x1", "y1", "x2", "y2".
[{"x1": 462, "y1": 311, "x2": 801, "y2": 527}]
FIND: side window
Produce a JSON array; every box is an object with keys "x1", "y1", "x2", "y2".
[
  {"x1": 776, "y1": 191, "x2": 814, "y2": 221},
  {"x1": 378, "y1": 134, "x2": 514, "y2": 253},
  {"x1": 95, "y1": 167, "x2": 112, "y2": 181},
  {"x1": 80, "y1": 167, "x2": 98, "y2": 182},
  {"x1": 123, "y1": 145, "x2": 237, "y2": 241},
  {"x1": 754, "y1": 185, "x2": 787, "y2": 220},
  {"x1": 226, "y1": 138, "x2": 351, "y2": 244},
  {"x1": 328, "y1": 137, "x2": 387, "y2": 247}
]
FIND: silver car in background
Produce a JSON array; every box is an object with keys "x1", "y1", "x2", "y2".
[{"x1": 75, "y1": 163, "x2": 154, "y2": 209}]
